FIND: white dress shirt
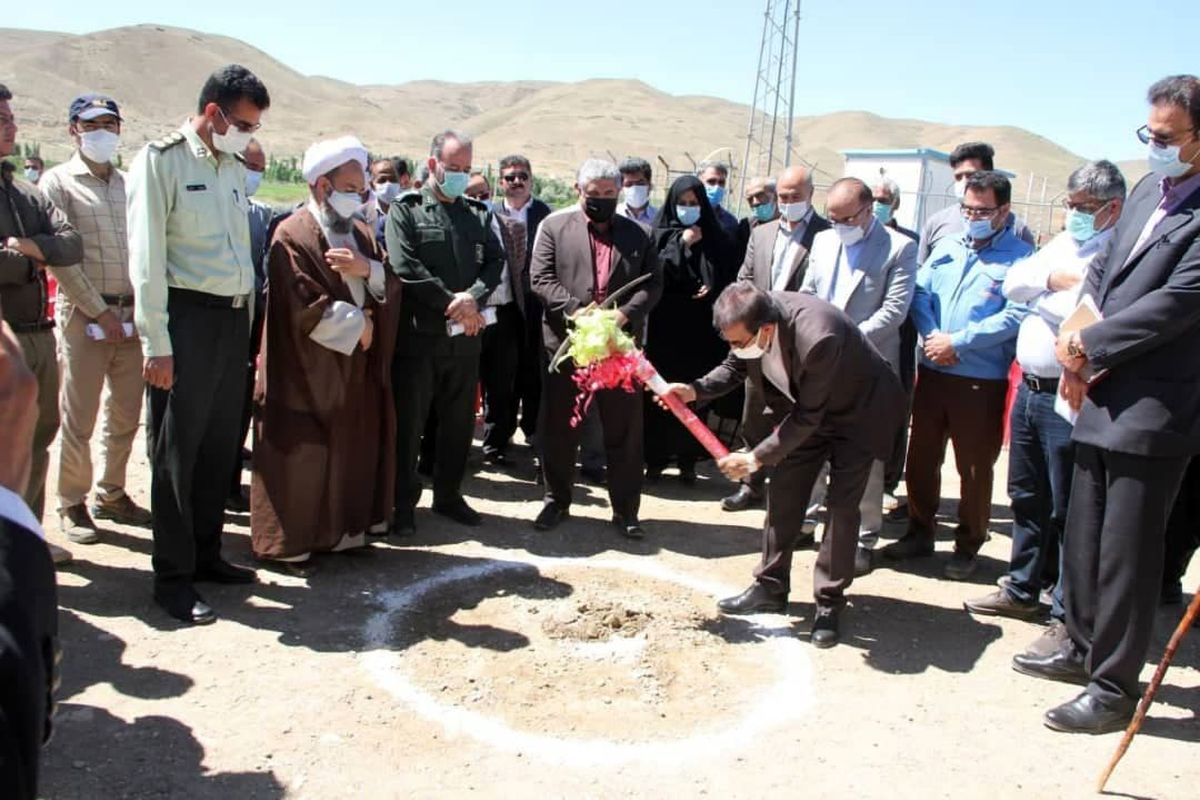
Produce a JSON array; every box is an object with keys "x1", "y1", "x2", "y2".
[
  {"x1": 771, "y1": 208, "x2": 814, "y2": 290},
  {"x1": 1002, "y1": 228, "x2": 1114, "y2": 378}
]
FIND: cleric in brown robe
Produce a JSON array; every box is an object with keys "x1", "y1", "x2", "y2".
[{"x1": 250, "y1": 136, "x2": 401, "y2": 569}]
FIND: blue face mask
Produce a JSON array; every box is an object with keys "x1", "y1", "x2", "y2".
[
  {"x1": 752, "y1": 202, "x2": 776, "y2": 223},
  {"x1": 1147, "y1": 140, "x2": 1196, "y2": 179},
  {"x1": 872, "y1": 201, "x2": 893, "y2": 225},
  {"x1": 437, "y1": 166, "x2": 470, "y2": 199},
  {"x1": 677, "y1": 205, "x2": 701, "y2": 226},
  {"x1": 966, "y1": 217, "x2": 996, "y2": 241},
  {"x1": 705, "y1": 184, "x2": 726, "y2": 208},
  {"x1": 1066, "y1": 208, "x2": 1101, "y2": 242}
]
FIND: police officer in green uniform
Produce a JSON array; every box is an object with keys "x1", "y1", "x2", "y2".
[
  {"x1": 386, "y1": 130, "x2": 503, "y2": 536},
  {"x1": 127, "y1": 65, "x2": 270, "y2": 626}
]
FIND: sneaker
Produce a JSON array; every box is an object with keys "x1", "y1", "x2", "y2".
[
  {"x1": 963, "y1": 588, "x2": 1040, "y2": 620},
  {"x1": 944, "y1": 552, "x2": 978, "y2": 581},
  {"x1": 92, "y1": 494, "x2": 152, "y2": 527},
  {"x1": 60, "y1": 503, "x2": 99, "y2": 544},
  {"x1": 1022, "y1": 620, "x2": 1070, "y2": 658}
]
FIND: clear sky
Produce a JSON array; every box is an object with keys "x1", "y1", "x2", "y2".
[{"x1": 5, "y1": 0, "x2": 1197, "y2": 161}]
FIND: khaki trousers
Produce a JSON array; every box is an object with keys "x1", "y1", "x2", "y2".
[
  {"x1": 15, "y1": 329, "x2": 59, "y2": 521},
  {"x1": 55, "y1": 309, "x2": 144, "y2": 509}
]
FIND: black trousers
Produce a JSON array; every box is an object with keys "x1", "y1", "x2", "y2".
[
  {"x1": 146, "y1": 291, "x2": 248, "y2": 591},
  {"x1": 539, "y1": 365, "x2": 642, "y2": 519},
  {"x1": 516, "y1": 292, "x2": 544, "y2": 442},
  {"x1": 229, "y1": 300, "x2": 264, "y2": 495},
  {"x1": 738, "y1": 382, "x2": 775, "y2": 493},
  {"x1": 1163, "y1": 455, "x2": 1200, "y2": 591},
  {"x1": 884, "y1": 316, "x2": 918, "y2": 493},
  {"x1": 479, "y1": 302, "x2": 523, "y2": 455},
  {"x1": 1064, "y1": 443, "x2": 1188, "y2": 703},
  {"x1": 754, "y1": 433, "x2": 873, "y2": 606},
  {"x1": 394, "y1": 334, "x2": 480, "y2": 517}
]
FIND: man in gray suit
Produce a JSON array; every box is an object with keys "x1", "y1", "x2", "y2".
[
  {"x1": 721, "y1": 165, "x2": 830, "y2": 513},
  {"x1": 663, "y1": 284, "x2": 904, "y2": 647},
  {"x1": 799, "y1": 178, "x2": 917, "y2": 575},
  {"x1": 1014, "y1": 74, "x2": 1200, "y2": 734}
]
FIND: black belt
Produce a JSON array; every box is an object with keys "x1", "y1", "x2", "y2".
[
  {"x1": 1022, "y1": 373, "x2": 1059, "y2": 393},
  {"x1": 9, "y1": 320, "x2": 55, "y2": 333},
  {"x1": 168, "y1": 287, "x2": 250, "y2": 309},
  {"x1": 101, "y1": 293, "x2": 135, "y2": 307}
]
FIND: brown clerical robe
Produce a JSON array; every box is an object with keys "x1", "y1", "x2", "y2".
[{"x1": 250, "y1": 207, "x2": 401, "y2": 559}]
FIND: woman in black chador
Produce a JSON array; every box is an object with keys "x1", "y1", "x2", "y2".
[{"x1": 644, "y1": 174, "x2": 739, "y2": 483}]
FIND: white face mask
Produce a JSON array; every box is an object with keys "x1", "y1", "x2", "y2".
[
  {"x1": 212, "y1": 109, "x2": 254, "y2": 154},
  {"x1": 327, "y1": 190, "x2": 363, "y2": 220},
  {"x1": 953, "y1": 179, "x2": 967, "y2": 200},
  {"x1": 623, "y1": 184, "x2": 650, "y2": 209},
  {"x1": 779, "y1": 200, "x2": 809, "y2": 222},
  {"x1": 244, "y1": 170, "x2": 263, "y2": 197},
  {"x1": 732, "y1": 328, "x2": 766, "y2": 360},
  {"x1": 24, "y1": 168, "x2": 40, "y2": 182},
  {"x1": 834, "y1": 222, "x2": 865, "y2": 247},
  {"x1": 79, "y1": 129, "x2": 120, "y2": 163},
  {"x1": 374, "y1": 181, "x2": 401, "y2": 204}
]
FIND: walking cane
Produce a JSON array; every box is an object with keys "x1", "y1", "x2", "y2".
[{"x1": 1096, "y1": 587, "x2": 1200, "y2": 793}]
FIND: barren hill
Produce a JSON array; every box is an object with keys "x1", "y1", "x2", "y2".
[{"x1": 2, "y1": 24, "x2": 1092, "y2": 193}]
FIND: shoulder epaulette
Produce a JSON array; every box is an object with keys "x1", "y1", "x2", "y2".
[
  {"x1": 463, "y1": 196, "x2": 488, "y2": 213},
  {"x1": 396, "y1": 189, "x2": 424, "y2": 205},
  {"x1": 148, "y1": 131, "x2": 186, "y2": 152}
]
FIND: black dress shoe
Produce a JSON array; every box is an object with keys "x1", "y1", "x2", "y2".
[
  {"x1": 880, "y1": 532, "x2": 935, "y2": 561},
  {"x1": 717, "y1": 583, "x2": 787, "y2": 615},
  {"x1": 645, "y1": 465, "x2": 664, "y2": 483},
  {"x1": 612, "y1": 514, "x2": 645, "y2": 540},
  {"x1": 154, "y1": 589, "x2": 217, "y2": 626},
  {"x1": 721, "y1": 484, "x2": 764, "y2": 512},
  {"x1": 533, "y1": 502, "x2": 569, "y2": 531},
  {"x1": 1012, "y1": 646, "x2": 1088, "y2": 686},
  {"x1": 810, "y1": 605, "x2": 840, "y2": 648},
  {"x1": 195, "y1": 559, "x2": 256, "y2": 585},
  {"x1": 854, "y1": 546, "x2": 873, "y2": 577},
  {"x1": 678, "y1": 464, "x2": 697, "y2": 486},
  {"x1": 1044, "y1": 691, "x2": 1135, "y2": 735},
  {"x1": 432, "y1": 498, "x2": 483, "y2": 527}
]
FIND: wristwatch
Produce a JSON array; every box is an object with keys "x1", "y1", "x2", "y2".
[{"x1": 1066, "y1": 332, "x2": 1086, "y2": 359}]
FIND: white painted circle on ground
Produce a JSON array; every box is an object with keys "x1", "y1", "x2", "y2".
[{"x1": 361, "y1": 550, "x2": 814, "y2": 766}]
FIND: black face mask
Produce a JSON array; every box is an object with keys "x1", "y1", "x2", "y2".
[{"x1": 583, "y1": 196, "x2": 618, "y2": 224}]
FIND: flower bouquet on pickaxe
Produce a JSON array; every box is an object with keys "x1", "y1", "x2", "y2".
[{"x1": 548, "y1": 274, "x2": 729, "y2": 460}]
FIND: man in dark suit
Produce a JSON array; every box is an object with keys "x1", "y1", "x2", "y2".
[
  {"x1": 493, "y1": 154, "x2": 553, "y2": 453},
  {"x1": 530, "y1": 158, "x2": 661, "y2": 537},
  {"x1": 0, "y1": 319, "x2": 59, "y2": 799},
  {"x1": 664, "y1": 284, "x2": 904, "y2": 647},
  {"x1": 722, "y1": 165, "x2": 830, "y2": 513},
  {"x1": 1014, "y1": 74, "x2": 1200, "y2": 734}
]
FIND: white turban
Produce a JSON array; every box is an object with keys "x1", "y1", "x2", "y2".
[{"x1": 301, "y1": 135, "x2": 369, "y2": 185}]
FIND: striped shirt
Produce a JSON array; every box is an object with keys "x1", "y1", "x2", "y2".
[{"x1": 40, "y1": 152, "x2": 131, "y2": 320}]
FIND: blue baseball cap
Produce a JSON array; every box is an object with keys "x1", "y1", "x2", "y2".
[{"x1": 69, "y1": 93, "x2": 122, "y2": 122}]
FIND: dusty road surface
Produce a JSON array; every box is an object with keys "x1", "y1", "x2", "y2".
[{"x1": 37, "y1": 425, "x2": 1200, "y2": 799}]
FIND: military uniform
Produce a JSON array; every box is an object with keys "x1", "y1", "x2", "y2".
[
  {"x1": 385, "y1": 185, "x2": 503, "y2": 526},
  {"x1": 127, "y1": 122, "x2": 255, "y2": 602}
]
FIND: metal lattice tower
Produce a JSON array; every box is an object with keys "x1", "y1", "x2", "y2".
[{"x1": 736, "y1": 0, "x2": 803, "y2": 214}]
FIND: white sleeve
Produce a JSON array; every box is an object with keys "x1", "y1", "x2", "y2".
[
  {"x1": 1001, "y1": 249, "x2": 1054, "y2": 304},
  {"x1": 366, "y1": 259, "x2": 386, "y2": 302},
  {"x1": 308, "y1": 300, "x2": 365, "y2": 355}
]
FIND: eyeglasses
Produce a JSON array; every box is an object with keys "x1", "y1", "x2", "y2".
[
  {"x1": 501, "y1": 172, "x2": 529, "y2": 183},
  {"x1": 828, "y1": 203, "x2": 868, "y2": 225},
  {"x1": 1061, "y1": 198, "x2": 1109, "y2": 214},
  {"x1": 960, "y1": 204, "x2": 998, "y2": 219},
  {"x1": 218, "y1": 106, "x2": 261, "y2": 134},
  {"x1": 1137, "y1": 124, "x2": 1196, "y2": 148}
]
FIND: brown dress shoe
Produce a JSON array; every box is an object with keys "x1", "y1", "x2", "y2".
[{"x1": 60, "y1": 503, "x2": 99, "y2": 544}]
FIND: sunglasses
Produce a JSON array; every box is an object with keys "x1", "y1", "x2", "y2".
[{"x1": 501, "y1": 172, "x2": 530, "y2": 183}]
